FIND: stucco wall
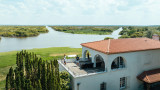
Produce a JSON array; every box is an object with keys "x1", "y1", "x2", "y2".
[
  {"x1": 74, "y1": 47, "x2": 160, "y2": 90},
  {"x1": 82, "y1": 47, "x2": 109, "y2": 71},
  {"x1": 73, "y1": 70, "x2": 130, "y2": 90},
  {"x1": 107, "y1": 49, "x2": 160, "y2": 90}
]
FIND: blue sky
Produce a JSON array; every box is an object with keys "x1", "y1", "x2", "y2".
[{"x1": 0, "y1": 0, "x2": 160, "y2": 25}]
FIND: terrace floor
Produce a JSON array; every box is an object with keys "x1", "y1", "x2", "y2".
[{"x1": 64, "y1": 62, "x2": 104, "y2": 76}]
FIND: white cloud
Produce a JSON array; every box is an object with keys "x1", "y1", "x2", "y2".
[{"x1": 0, "y1": 0, "x2": 160, "y2": 25}]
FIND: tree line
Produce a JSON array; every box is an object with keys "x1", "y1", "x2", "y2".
[
  {"x1": 5, "y1": 50, "x2": 70, "y2": 90},
  {"x1": 119, "y1": 26, "x2": 160, "y2": 38},
  {"x1": 0, "y1": 26, "x2": 48, "y2": 37},
  {"x1": 52, "y1": 26, "x2": 114, "y2": 32},
  {"x1": 51, "y1": 26, "x2": 119, "y2": 35}
]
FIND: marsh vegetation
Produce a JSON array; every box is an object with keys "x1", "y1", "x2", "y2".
[
  {"x1": 0, "y1": 26, "x2": 48, "y2": 37},
  {"x1": 51, "y1": 26, "x2": 119, "y2": 35}
]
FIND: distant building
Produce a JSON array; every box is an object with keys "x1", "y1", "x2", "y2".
[
  {"x1": 152, "y1": 34, "x2": 159, "y2": 41},
  {"x1": 59, "y1": 38, "x2": 160, "y2": 90}
]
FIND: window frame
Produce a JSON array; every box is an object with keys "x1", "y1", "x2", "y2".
[
  {"x1": 120, "y1": 77, "x2": 127, "y2": 89},
  {"x1": 100, "y1": 82, "x2": 106, "y2": 90},
  {"x1": 111, "y1": 56, "x2": 125, "y2": 70}
]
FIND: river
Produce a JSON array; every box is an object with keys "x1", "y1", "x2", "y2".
[{"x1": 0, "y1": 26, "x2": 122, "y2": 52}]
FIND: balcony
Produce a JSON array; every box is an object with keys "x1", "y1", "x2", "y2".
[{"x1": 58, "y1": 58, "x2": 105, "y2": 77}]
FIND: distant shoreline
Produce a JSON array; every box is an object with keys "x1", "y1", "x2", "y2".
[
  {"x1": 0, "y1": 26, "x2": 48, "y2": 38},
  {"x1": 51, "y1": 26, "x2": 120, "y2": 35}
]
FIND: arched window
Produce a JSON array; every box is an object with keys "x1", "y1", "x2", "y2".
[
  {"x1": 111, "y1": 56, "x2": 125, "y2": 70},
  {"x1": 95, "y1": 54, "x2": 105, "y2": 71}
]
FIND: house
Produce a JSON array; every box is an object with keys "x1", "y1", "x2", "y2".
[{"x1": 58, "y1": 38, "x2": 160, "y2": 90}]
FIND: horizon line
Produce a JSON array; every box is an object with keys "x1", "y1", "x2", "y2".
[{"x1": 0, "y1": 24, "x2": 160, "y2": 26}]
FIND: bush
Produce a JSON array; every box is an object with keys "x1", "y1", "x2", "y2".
[
  {"x1": 119, "y1": 35, "x2": 130, "y2": 38},
  {"x1": 104, "y1": 37, "x2": 113, "y2": 40}
]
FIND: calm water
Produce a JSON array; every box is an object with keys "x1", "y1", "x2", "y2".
[{"x1": 0, "y1": 26, "x2": 122, "y2": 52}]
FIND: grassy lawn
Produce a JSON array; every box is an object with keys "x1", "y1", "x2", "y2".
[{"x1": 0, "y1": 47, "x2": 82, "y2": 89}]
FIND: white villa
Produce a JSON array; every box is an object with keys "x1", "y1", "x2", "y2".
[{"x1": 58, "y1": 38, "x2": 160, "y2": 90}]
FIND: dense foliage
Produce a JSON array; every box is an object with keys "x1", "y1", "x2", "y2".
[
  {"x1": 0, "y1": 47, "x2": 81, "y2": 88},
  {"x1": 119, "y1": 26, "x2": 160, "y2": 38},
  {"x1": 0, "y1": 26, "x2": 48, "y2": 37},
  {"x1": 51, "y1": 26, "x2": 119, "y2": 35},
  {"x1": 5, "y1": 50, "x2": 70, "y2": 90}
]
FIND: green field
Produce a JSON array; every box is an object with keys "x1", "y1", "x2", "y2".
[
  {"x1": 0, "y1": 26, "x2": 48, "y2": 37},
  {"x1": 51, "y1": 26, "x2": 119, "y2": 35},
  {"x1": 0, "y1": 47, "x2": 82, "y2": 89}
]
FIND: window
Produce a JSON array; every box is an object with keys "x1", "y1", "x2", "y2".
[
  {"x1": 100, "y1": 82, "x2": 106, "y2": 90},
  {"x1": 111, "y1": 57, "x2": 125, "y2": 69},
  {"x1": 120, "y1": 77, "x2": 126, "y2": 89},
  {"x1": 119, "y1": 57, "x2": 124, "y2": 68}
]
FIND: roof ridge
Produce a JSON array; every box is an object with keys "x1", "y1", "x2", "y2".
[{"x1": 107, "y1": 39, "x2": 110, "y2": 54}]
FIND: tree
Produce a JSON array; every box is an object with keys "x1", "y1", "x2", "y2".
[
  {"x1": 6, "y1": 50, "x2": 69, "y2": 90},
  {"x1": 157, "y1": 26, "x2": 160, "y2": 30},
  {"x1": 41, "y1": 62, "x2": 47, "y2": 90},
  {"x1": 37, "y1": 80, "x2": 42, "y2": 90},
  {"x1": 60, "y1": 71, "x2": 70, "y2": 90},
  {"x1": 119, "y1": 35, "x2": 130, "y2": 38},
  {"x1": 128, "y1": 26, "x2": 134, "y2": 30},
  {"x1": 9, "y1": 67, "x2": 15, "y2": 88},
  {"x1": 15, "y1": 72, "x2": 21, "y2": 90},
  {"x1": 146, "y1": 30, "x2": 153, "y2": 38},
  {"x1": 104, "y1": 37, "x2": 113, "y2": 40},
  {"x1": 5, "y1": 74, "x2": 10, "y2": 90}
]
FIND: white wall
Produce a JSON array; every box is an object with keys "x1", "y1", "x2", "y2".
[
  {"x1": 73, "y1": 47, "x2": 160, "y2": 90},
  {"x1": 82, "y1": 47, "x2": 108, "y2": 71},
  {"x1": 73, "y1": 70, "x2": 130, "y2": 90}
]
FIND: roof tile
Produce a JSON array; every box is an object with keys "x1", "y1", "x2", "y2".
[
  {"x1": 137, "y1": 68, "x2": 160, "y2": 83},
  {"x1": 81, "y1": 38, "x2": 160, "y2": 54}
]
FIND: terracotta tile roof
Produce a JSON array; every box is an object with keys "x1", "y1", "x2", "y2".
[
  {"x1": 81, "y1": 38, "x2": 160, "y2": 54},
  {"x1": 137, "y1": 68, "x2": 160, "y2": 83}
]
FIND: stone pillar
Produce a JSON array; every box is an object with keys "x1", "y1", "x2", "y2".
[
  {"x1": 82, "y1": 48, "x2": 86, "y2": 61},
  {"x1": 93, "y1": 61, "x2": 96, "y2": 68}
]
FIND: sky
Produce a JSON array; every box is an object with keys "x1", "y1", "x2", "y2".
[{"x1": 0, "y1": 0, "x2": 160, "y2": 25}]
